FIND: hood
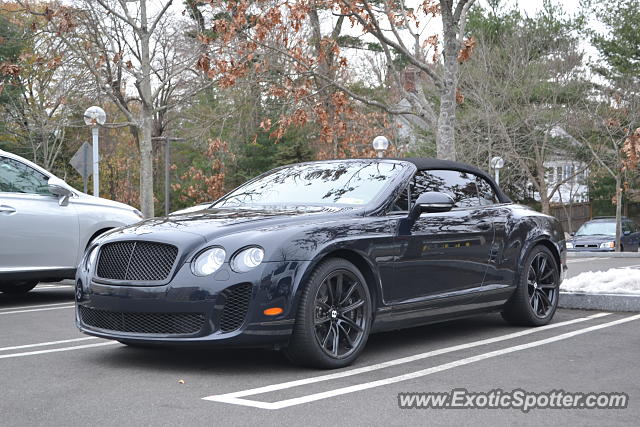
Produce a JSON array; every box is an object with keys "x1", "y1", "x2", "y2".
[
  {"x1": 74, "y1": 192, "x2": 138, "y2": 212},
  {"x1": 108, "y1": 205, "x2": 360, "y2": 241}
]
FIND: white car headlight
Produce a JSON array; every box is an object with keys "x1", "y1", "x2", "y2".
[
  {"x1": 566, "y1": 242, "x2": 573, "y2": 249},
  {"x1": 84, "y1": 246, "x2": 99, "y2": 271},
  {"x1": 600, "y1": 241, "x2": 615, "y2": 249},
  {"x1": 231, "y1": 247, "x2": 264, "y2": 273},
  {"x1": 192, "y1": 247, "x2": 226, "y2": 276}
]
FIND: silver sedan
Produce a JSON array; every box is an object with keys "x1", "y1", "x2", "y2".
[{"x1": 0, "y1": 149, "x2": 143, "y2": 294}]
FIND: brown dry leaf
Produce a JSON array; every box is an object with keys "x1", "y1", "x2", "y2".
[{"x1": 457, "y1": 37, "x2": 476, "y2": 63}]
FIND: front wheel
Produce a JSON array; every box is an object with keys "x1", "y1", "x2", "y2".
[
  {"x1": 284, "y1": 258, "x2": 372, "y2": 369},
  {"x1": 0, "y1": 280, "x2": 38, "y2": 294},
  {"x1": 502, "y1": 246, "x2": 559, "y2": 326}
]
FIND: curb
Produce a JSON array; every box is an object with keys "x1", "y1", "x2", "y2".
[
  {"x1": 559, "y1": 291, "x2": 640, "y2": 312},
  {"x1": 567, "y1": 252, "x2": 640, "y2": 258}
]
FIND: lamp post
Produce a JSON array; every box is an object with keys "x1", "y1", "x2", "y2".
[
  {"x1": 372, "y1": 135, "x2": 390, "y2": 158},
  {"x1": 83, "y1": 106, "x2": 106, "y2": 197},
  {"x1": 490, "y1": 156, "x2": 505, "y2": 185}
]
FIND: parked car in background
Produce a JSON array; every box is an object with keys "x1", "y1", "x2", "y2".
[
  {"x1": 0, "y1": 149, "x2": 143, "y2": 294},
  {"x1": 76, "y1": 158, "x2": 566, "y2": 369},
  {"x1": 566, "y1": 217, "x2": 640, "y2": 252}
]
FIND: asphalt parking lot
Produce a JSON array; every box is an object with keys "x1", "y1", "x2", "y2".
[{"x1": 1, "y1": 258, "x2": 639, "y2": 426}]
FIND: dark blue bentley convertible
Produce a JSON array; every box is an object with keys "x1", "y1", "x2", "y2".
[{"x1": 75, "y1": 158, "x2": 567, "y2": 368}]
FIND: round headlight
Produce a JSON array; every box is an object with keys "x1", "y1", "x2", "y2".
[
  {"x1": 192, "y1": 247, "x2": 226, "y2": 276},
  {"x1": 231, "y1": 247, "x2": 264, "y2": 273},
  {"x1": 85, "y1": 246, "x2": 99, "y2": 271}
]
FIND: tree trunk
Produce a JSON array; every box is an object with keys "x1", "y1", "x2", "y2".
[
  {"x1": 540, "y1": 194, "x2": 550, "y2": 215},
  {"x1": 615, "y1": 176, "x2": 622, "y2": 252},
  {"x1": 437, "y1": 12, "x2": 459, "y2": 161},
  {"x1": 139, "y1": 108, "x2": 154, "y2": 217},
  {"x1": 138, "y1": 0, "x2": 154, "y2": 217}
]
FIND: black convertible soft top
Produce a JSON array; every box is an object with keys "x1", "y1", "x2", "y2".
[{"x1": 395, "y1": 157, "x2": 512, "y2": 203}]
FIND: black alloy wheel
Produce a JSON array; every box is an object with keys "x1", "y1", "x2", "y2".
[
  {"x1": 526, "y1": 252, "x2": 558, "y2": 318},
  {"x1": 285, "y1": 258, "x2": 372, "y2": 369},
  {"x1": 502, "y1": 245, "x2": 559, "y2": 326},
  {"x1": 313, "y1": 269, "x2": 368, "y2": 359}
]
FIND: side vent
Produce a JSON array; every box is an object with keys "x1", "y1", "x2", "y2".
[{"x1": 219, "y1": 283, "x2": 253, "y2": 332}]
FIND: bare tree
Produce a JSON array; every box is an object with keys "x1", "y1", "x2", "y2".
[
  {"x1": 26, "y1": 0, "x2": 212, "y2": 216},
  {"x1": 203, "y1": 0, "x2": 476, "y2": 160},
  {"x1": 0, "y1": 8, "x2": 90, "y2": 169},
  {"x1": 574, "y1": 101, "x2": 640, "y2": 252},
  {"x1": 456, "y1": 3, "x2": 591, "y2": 213}
]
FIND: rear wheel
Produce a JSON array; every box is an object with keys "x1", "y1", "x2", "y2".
[
  {"x1": 502, "y1": 246, "x2": 559, "y2": 326},
  {"x1": 284, "y1": 258, "x2": 372, "y2": 369},
  {"x1": 0, "y1": 280, "x2": 38, "y2": 294}
]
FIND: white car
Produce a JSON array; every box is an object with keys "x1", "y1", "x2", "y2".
[{"x1": 0, "y1": 149, "x2": 143, "y2": 294}]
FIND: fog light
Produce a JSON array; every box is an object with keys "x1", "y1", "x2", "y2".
[{"x1": 263, "y1": 307, "x2": 283, "y2": 316}]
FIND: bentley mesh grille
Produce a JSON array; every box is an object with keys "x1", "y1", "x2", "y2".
[
  {"x1": 219, "y1": 283, "x2": 253, "y2": 332},
  {"x1": 79, "y1": 306, "x2": 205, "y2": 335},
  {"x1": 96, "y1": 241, "x2": 178, "y2": 281}
]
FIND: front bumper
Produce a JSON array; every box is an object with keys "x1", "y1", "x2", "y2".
[
  {"x1": 75, "y1": 260, "x2": 310, "y2": 348},
  {"x1": 567, "y1": 247, "x2": 615, "y2": 252}
]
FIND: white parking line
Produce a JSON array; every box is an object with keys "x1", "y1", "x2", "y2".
[
  {"x1": 0, "y1": 342, "x2": 119, "y2": 359},
  {"x1": 0, "y1": 302, "x2": 73, "y2": 312},
  {"x1": 202, "y1": 312, "x2": 612, "y2": 409},
  {"x1": 0, "y1": 337, "x2": 98, "y2": 352},
  {"x1": 0, "y1": 305, "x2": 75, "y2": 315},
  {"x1": 35, "y1": 283, "x2": 75, "y2": 289}
]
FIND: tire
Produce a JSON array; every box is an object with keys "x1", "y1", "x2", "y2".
[
  {"x1": 502, "y1": 245, "x2": 559, "y2": 327},
  {"x1": 284, "y1": 258, "x2": 372, "y2": 369},
  {"x1": 0, "y1": 280, "x2": 38, "y2": 294}
]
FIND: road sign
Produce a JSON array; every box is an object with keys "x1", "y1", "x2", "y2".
[{"x1": 70, "y1": 141, "x2": 92, "y2": 193}]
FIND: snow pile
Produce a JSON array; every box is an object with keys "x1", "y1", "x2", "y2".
[{"x1": 561, "y1": 268, "x2": 640, "y2": 295}]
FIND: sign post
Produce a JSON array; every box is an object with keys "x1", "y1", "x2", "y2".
[{"x1": 70, "y1": 141, "x2": 93, "y2": 193}]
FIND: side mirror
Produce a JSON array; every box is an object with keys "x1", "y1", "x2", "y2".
[
  {"x1": 570, "y1": 232, "x2": 575, "y2": 236},
  {"x1": 624, "y1": 230, "x2": 631, "y2": 236},
  {"x1": 48, "y1": 177, "x2": 73, "y2": 206},
  {"x1": 408, "y1": 192, "x2": 455, "y2": 221}
]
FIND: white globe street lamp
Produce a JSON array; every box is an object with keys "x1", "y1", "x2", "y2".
[
  {"x1": 372, "y1": 135, "x2": 390, "y2": 158},
  {"x1": 490, "y1": 156, "x2": 505, "y2": 185},
  {"x1": 83, "y1": 106, "x2": 106, "y2": 197}
]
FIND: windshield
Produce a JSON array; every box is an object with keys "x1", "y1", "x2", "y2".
[
  {"x1": 575, "y1": 221, "x2": 616, "y2": 237},
  {"x1": 214, "y1": 161, "x2": 406, "y2": 208}
]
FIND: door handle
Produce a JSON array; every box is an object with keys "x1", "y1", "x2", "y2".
[{"x1": 0, "y1": 205, "x2": 16, "y2": 214}]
